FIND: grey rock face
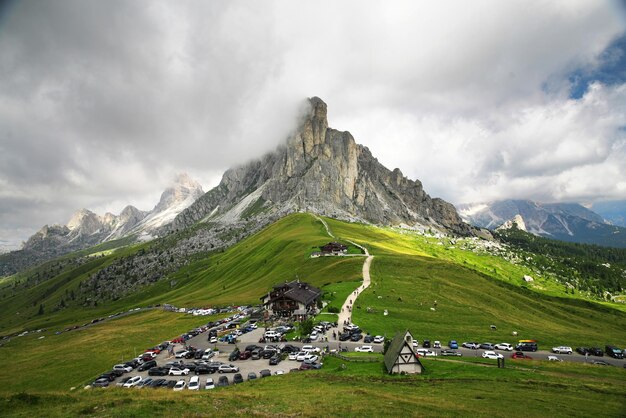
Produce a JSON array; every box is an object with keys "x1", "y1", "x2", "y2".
[{"x1": 172, "y1": 97, "x2": 471, "y2": 235}]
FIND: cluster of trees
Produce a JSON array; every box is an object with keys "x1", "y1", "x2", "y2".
[{"x1": 496, "y1": 228, "x2": 626, "y2": 296}]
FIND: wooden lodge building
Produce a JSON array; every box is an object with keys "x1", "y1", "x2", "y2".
[
  {"x1": 384, "y1": 330, "x2": 424, "y2": 374},
  {"x1": 261, "y1": 280, "x2": 322, "y2": 320},
  {"x1": 311, "y1": 242, "x2": 348, "y2": 258}
]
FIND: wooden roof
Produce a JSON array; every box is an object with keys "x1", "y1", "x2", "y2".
[{"x1": 384, "y1": 330, "x2": 423, "y2": 373}]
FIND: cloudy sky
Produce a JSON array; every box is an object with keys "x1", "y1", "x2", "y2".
[{"x1": 1, "y1": 0, "x2": 626, "y2": 250}]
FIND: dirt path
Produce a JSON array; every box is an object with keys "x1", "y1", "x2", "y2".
[{"x1": 312, "y1": 214, "x2": 373, "y2": 329}]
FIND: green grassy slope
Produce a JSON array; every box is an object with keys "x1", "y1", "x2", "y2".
[
  {"x1": 0, "y1": 214, "x2": 363, "y2": 335},
  {"x1": 0, "y1": 310, "x2": 224, "y2": 392},
  {"x1": 0, "y1": 213, "x2": 625, "y2": 416}
]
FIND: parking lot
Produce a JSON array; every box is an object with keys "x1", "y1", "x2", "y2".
[{"x1": 92, "y1": 317, "x2": 624, "y2": 390}]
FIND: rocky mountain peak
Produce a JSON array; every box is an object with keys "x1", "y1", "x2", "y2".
[
  {"x1": 153, "y1": 173, "x2": 204, "y2": 214},
  {"x1": 172, "y1": 96, "x2": 472, "y2": 235},
  {"x1": 497, "y1": 214, "x2": 527, "y2": 232}
]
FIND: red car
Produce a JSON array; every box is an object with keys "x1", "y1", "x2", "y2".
[
  {"x1": 171, "y1": 337, "x2": 185, "y2": 344},
  {"x1": 145, "y1": 347, "x2": 161, "y2": 354},
  {"x1": 239, "y1": 351, "x2": 251, "y2": 360},
  {"x1": 511, "y1": 351, "x2": 532, "y2": 359}
]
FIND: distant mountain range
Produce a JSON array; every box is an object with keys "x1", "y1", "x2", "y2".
[
  {"x1": 457, "y1": 199, "x2": 626, "y2": 248},
  {"x1": 592, "y1": 200, "x2": 626, "y2": 227},
  {"x1": 0, "y1": 174, "x2": 203, "y2": 276}
]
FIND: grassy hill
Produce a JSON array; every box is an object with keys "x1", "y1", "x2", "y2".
[
  {"x1": 0, "y1": 212, "x2": 625, "y2": 416},
  {"x1": 0, "y1": 214, "x2": 363, "y2": 335}
]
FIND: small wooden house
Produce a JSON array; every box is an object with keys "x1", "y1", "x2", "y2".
[
  {"x1": 384, "y1": 330, "x2": 424, "y2": 374},
  {"x1": 320, "y1": 242, "x2": 348, "y2": 255}
]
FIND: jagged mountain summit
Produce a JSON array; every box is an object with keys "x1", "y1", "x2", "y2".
[
  {"x1": 172, "y1": 97, "x2": 471, "y2": 235},
  {"x1": 24, "y1": 173, "x2": 204, "y2": 250},
  {"x1": 0, "y1": 174, "x2": 204, "y2": 276},
  {"x1": 458, "y1": 199, "x2": 626, "y2": 248}
]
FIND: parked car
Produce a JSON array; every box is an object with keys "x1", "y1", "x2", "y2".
[
  {"x1": 575, "y1": 347, "x2": 589, "y2": 355},
  {"x1": 148, "y1": 367, "x2": 169, "y2": 376},
  {"x1": 422, "y1": 340, "x2": 431, "y2": 348},
  {"x1": 218, "y1": 364, "x2": 239, "y2": 373},
  {"x1": 373, "y1": 335, "x2": 385, "y2": 344},
  {"x1": 202, "y1": 351, "x2": 215, "y2": 360},
  {"x1": 363, "y1": 335, "x2": 374, "y2": 343},
  {"x1": 262, "y1": 349, "x2": 277, "y2": 359},
  {"x1": 511, "y1": 351, "x2": 532, "y2": 359},
  {"x1": 588, "y1": 347, "x2": 604, "y2": 357},
  {"x1": 592, "y1": 360, "x2": 611, "y2": 366},
  {"x1": 547, "y1": 355, "x2": 562, "y2": 362},
  {"x1": 173, "y1": 380, "x2": 186, "y2": 391},
  {"x1": 123, "y1": 376, "x2": 142, "y2": 388},
  {"x1": 168, "y1": 367, "x2": 190, "y2": 376},
  {"x1": 239, "y1": 351, "x2": 251, "y2": 360},
  {"x1": 205, "y1": 377, "x2": 215, "y2": 389},
  {"x1": 494, "y1": 343, "x2": 513, "y2": 351},
  {"x1": 97, "y1": 373, "x2": 117, "y2": 382},
  {"x1": 480, "y1": 343, "x2": 495, "y2": 350},
  {"x1": 448, "y1": 340, "x2": 459, "y2": 349},
  {"x1": 482, "y1": 351, "x2": 503, "y2": 359},
  {"x1": 301, "y1": 345, "x2": 320, "y2": 353},
  {"x1": 113, "y1": 364, "x2": 133, "y2": 373},
  {"x1": 92, "y1": 378, "x2": 110, "y2": 388},
  {"x1": 416, "y1": 349, "x2": 437, "y2": 357},
  {"x1": 441, "y1": 350, "x2": 462, "y2": 357},
  {"x1": 116, "y1": 377, "x2": 133, "y2": 387},
  {"x1": 462, "y1": 342, "x2": 479, "y2": 349},
  {"x1": 605, "y1": 345, "x2": 624, "y2": 359},
  {"x1": 195, "y1": 365, "x2": 218, "y2": 375},
  {"x1": 269, "y1": 355, "x2": 282, "y2": 365},
  {"x1": 259, "y1": 369, "x2": 271, "y2": 378},
  {"x1": 350, "y1": 333, "x2": 363, "y2": 342},
  {"x1": 339, "y1": 332, "x2": 351, "y2": 341},
  {"x1": 138, "y1": 360, "x2": 157, "y2": 371},
  {"x1": 138, "y1": 378, "x2": 153, "y2": 388},
  {"x1": 303, "y1": 354, "x2": 319, "y2": 363},
  {"x1": 433, "y1": 341, "x2": 441, "y2": 348},
  {"x1": 188, "y1": 376, "x2": 200, "y2": 390},
  {"x1": 217, "y1": 376, "x2": 229, "y2": 387},
  {"x1": 175, "y1": 350, "x2": 189, "y2": 359},
  {"x1": 355, "y1": 345, "x2": 374, "y2": 353},
  {"x1": 166, "y1": 380, "x2": 178, "y2": 389},
  {"x1": 248, "y1": 372, "x2": 257, "y2": 381},
  {"x1": 552, "y1": 346, "x2": 573, "y2": 354},
  {"x1": 148, "y1": 379, "x2": 164, "y2": 388},
  {"x1": 233, "y1": 373, "x2": 244, "y2": 384}
]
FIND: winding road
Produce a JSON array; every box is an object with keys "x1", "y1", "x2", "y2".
[{"x1": 312, "y1": 214, "x2": 373, "y2": 328}]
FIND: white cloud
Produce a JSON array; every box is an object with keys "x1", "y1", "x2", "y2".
[{"x1": 0, "y1": 0, "x2": 625, "y2": 248}]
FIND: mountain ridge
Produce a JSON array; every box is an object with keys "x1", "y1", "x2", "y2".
[
  {"x1": 171, "y1": 97, "x2": 471, "y2": 235},
  {"x1": 0, "y1": 174, "x2": 204, "y2": 276},
  {"x1": 458, "y1": 199, "x2": 626, "y2": 248}
]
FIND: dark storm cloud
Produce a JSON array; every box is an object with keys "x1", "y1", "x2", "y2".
[{"x1": 1, "y1": 0, "x2": 625, "y2": 249}]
